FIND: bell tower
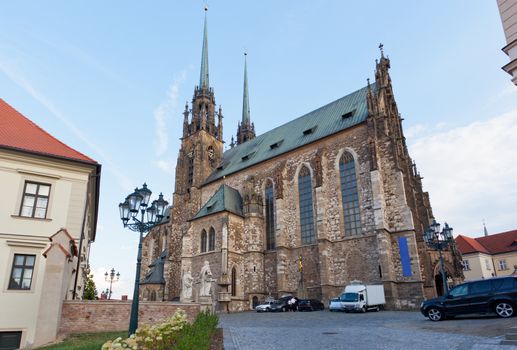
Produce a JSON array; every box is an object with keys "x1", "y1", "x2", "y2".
[{"x1": 175, "y1": 7, "x2": 224, "y2": 196}]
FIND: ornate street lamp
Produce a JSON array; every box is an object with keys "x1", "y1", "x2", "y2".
[
  {"x1": 424, "y1": 219, "x2": 454, "y2": 295},
  {"x1": 119, "y1": 183, "x2": 168, "y2": 336},
  {"x1": 104, "y1": 268, "x2": 120, "y2": 300}
]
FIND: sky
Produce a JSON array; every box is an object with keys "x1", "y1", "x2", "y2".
[{"x1": 1, "y1": 1, "x2": 516, "y2": 299}]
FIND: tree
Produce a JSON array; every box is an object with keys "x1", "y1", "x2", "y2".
[{"x1": 83, "y1": 274, "x2": 98, "y2": 300}]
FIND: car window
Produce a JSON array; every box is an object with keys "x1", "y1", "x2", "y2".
[
  {"x1": 470, "y1": 280, "x2": 491, "y2": 294},
  {"x1": 492, "y1": 277, "x2": 517, "y2": 291},
  {"x1": 449, "y1": 284, "x2": 469, "y2": 297}
]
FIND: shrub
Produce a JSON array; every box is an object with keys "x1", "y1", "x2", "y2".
[{"x1": 101, "y1": 309, "x2": 218, "y2": 350}]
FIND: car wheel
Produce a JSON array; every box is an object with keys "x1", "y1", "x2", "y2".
[
  {"x1": 495, "y1": 302, "x2": 515, "y2": 318},
  {"x1": 361, "y1": 306, "x2": 366, "y2": 313},
  {"x1": 427, "y1": 307, "x2": 444, "y2": 321},
  {"x1": 374, "y1": 306, "x2": 380, "y2": 312},
  {"x1": 282, "y1": 306, "x2": 287, "y2": 312}
]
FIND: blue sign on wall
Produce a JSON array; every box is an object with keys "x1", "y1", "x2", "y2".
[{"x1": 398, "y1": 236, "x2": 412, "y2": 277}]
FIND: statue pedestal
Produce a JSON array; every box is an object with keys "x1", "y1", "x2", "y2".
[{"x1": 198, "y1": 296, "x2": 213, "y2": 313}]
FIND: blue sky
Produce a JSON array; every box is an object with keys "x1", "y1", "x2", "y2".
[{"x1": 1, "y1": 1, "x2": 516, "y2": 298}]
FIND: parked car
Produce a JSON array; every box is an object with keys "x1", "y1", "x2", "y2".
[
  {"x1": 298, "y1": 299, "x2": 325, "y2": 311},
  {"x1": 270, "y1": 296, "x2": 293, "y2": 312},
  {"x1": 329, "y1": 298, "x2": 344, "y2": 312},
  {"x1": 420, "y1": 276, "x2": 517, "y2": 321},
  {"x1": 255, "y1": 301, "x2": 274, "y2": 312}
]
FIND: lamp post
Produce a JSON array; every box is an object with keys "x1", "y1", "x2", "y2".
[
  {"x1": 104, "y1": 268, "x2": 120, "y2": 300},
  {"x1": 119, "y1": 183, "x2": 168, "y2": 336},
  {"x1": 423, "y1": 219, "x2": 454, "y2": 295}
]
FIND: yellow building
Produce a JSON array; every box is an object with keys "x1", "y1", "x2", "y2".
[
  {"x1": 456, "y1": 229, "x2": 517, "y2": 281},
  {"x1": 0, "y1": 99, "x2": 101, "y2": 349}
]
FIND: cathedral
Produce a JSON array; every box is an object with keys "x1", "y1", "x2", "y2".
[{"x1": 139, "y1": 11, "x2": 464, "y2": 311}]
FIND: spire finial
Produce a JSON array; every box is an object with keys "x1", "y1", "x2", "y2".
[
  {"x1": 241, "y1": 51, "x2": 250, "y2": 124},
  {"x1": 483, "y1": 219, "x2": 488, "y2": 237},
  {"x1": 379, "y1": 43, "x2": 384, "y2": 57},
  {"x1": 199, "y1": 7, "x2": 210, "y2": 89}
]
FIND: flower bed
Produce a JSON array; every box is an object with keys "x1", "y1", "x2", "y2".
[{"x1": 102, "y1": 309, "x2": 218, "y2": 350}]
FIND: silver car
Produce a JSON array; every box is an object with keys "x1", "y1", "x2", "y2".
[
  {"x1": 329, "y1": 298, "x2": 344, "y2": 312},
  {"x1": 255, "y1": 301, "x2": 274, "y2": 312}
]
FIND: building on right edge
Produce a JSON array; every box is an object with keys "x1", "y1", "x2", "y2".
[
  {"x1": 497, "y1": 0, "x2": 517, "y2": 85},
  {"x1": 456, "y1": 229, "x2": 517, "y2": 281}
]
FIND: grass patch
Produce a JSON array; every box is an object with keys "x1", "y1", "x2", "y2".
[
  {"x1": 36, "y1": 331, "x2": 126, "y2": 350},
  {"x1": 174, "y1": 311, "x2": 219, "y2": 350}
]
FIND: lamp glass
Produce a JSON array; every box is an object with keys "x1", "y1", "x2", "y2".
[
  {"x1": 137, "y1": 183, "x2": 152, "y2": 207},
  {"x1": 127, "y1": 189, "x2": 143, "y2": 214},
  {"x1": 146, "y1": 205, "x2": 157, "y2": 223}
]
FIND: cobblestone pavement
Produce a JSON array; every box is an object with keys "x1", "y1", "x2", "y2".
[{"x1": 219, "y1": 310, "x2": 517, "y2": 350}]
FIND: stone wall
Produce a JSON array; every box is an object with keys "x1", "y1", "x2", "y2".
[{"x1": 59, "y1": 301, "x2": 200, "y2": 335}]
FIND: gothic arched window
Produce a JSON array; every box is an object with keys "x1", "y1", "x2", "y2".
[
  {"x1": 339, "y1": 152, "x2": 362, "y2": 235},
  {"x1": 208, "y1": 227, "x2": 215, "y2": 251},
  {"x1": 298, "y1": 166, "x2": 315, "y2": 244},
  {"x1": 187, "y1": 152, "x2": 194, "y2": 187},
  {"x1": 265, "y1": 180, "x2": 276, "y2": 250},
  {"x1": 200, "y1": 229, "x2": 207, "y2": 253},
  {"x1": 231, "y1": 267, "x2": 237, "y2": 296}
]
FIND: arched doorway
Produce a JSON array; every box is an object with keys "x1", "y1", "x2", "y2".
[
  {"x1": 434, "y1": 272, "x2": 444, "y2": 296},
  {"x1": 252, "y1": 296, "x2": 259, "y2": 309}
]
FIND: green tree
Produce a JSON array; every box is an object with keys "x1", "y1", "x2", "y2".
[{"x1": 83, "y1": 274, "x2": 98, "y2": 300}]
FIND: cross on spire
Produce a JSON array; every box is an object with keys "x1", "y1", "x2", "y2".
[{"x1": 379, "y1": 43, "x2": 384, "y2": 57}]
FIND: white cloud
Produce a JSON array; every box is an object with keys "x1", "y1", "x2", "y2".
[
  {"x1": 0, "y1": 59, "x2": 134, "y2": 191},
  {"x1": 156, "y1": 159, "x2": 176, "y2": 175},
  {"x1": 404, "y1": 123, "x2": 426, "y2": 139},
  {"x1": 409, "y1": 108, "x2": 517, "y2": 237},
  {"x1": 154, "y1": 71, "x2": 187, "y2": 156}
]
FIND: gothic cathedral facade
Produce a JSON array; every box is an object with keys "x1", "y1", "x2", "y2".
[{"x1": 139, "y1": 12, "x2": 463, "y2": 311}]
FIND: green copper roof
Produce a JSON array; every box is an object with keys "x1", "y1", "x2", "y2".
[
  {"x1": 242, "y1": 53, "x2": 250, "y2": 124},
  {"x1": 205, "y1": 83, "x2": 375, "y2": 184},
  {"x1": 199, "y1": 11, "x2": 209, "y2": 89},
  {"x1": 192, "y1": 184, "x2": 243, "y2": 220}
]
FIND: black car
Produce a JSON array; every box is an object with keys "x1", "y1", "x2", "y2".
[
  {"x1": 270, "y1": 296, "x2": 293, "y2": 312},
  {"x1": 298, "y1": 299, "x2": 325, "y2": 311},
  {"x1": 420, "y1": 276, "x2": 517, "y2": 321}
]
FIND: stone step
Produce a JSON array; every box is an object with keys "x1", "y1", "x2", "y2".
[
  {"x1": 501, "y1": 340, "x2": 517, "y2": 346},
  {"x1": 506, "y1": 333, "x2": 517, "y2": 341}
]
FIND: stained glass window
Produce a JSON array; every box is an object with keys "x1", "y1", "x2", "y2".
[
  {"x1": 298, "y1": 166, "x2": 315, "y2": 244},
  {"x1": 340, "y1": 152, "x2": 361, "y2": 235}
]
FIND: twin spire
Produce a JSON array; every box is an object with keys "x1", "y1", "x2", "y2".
[
  {"x1": 199, "y1": 7, "x2": 209, "y2": 90},
  {"x1": 196, "y1": 7, "x2": 255, "y2": 145}
]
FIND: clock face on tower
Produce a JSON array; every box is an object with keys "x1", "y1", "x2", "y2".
[{"x1": 187, "y1": 150, "x2": 194, "y2": 159}]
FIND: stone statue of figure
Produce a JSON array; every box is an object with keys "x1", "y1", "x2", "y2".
[
  {"x1": 199, "y1": 260, "x2": 213, "y2": 297},
  {"x1": 181, "y1": 269, "x2": 193, "y2": 301}
]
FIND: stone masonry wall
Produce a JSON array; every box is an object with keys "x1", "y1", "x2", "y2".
[{"x1": 59, "y1": 301, "x2": 200, "y2": 335}]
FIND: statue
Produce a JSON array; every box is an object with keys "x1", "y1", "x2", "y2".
[
  {"x1": 200, "y1": 261, "x2": 213, "y2": 297},
  {"x1": 181, "y1": 269, "x2": 193, "y2": 301}
]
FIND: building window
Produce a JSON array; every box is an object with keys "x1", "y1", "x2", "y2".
[
  {"x1": 8, "y1": 254, "x2": 35, "y2": 290},
  {"x1": 19, "y1": 182, "x2": 51, "y2": 218},
  {"x1": 187, "y1": 154, "x2": 194, "y2": 187},
  {"x1": 0, "y1": 331, "x2": 22, "y2": 350},
  {"x1": 265, "y1": 180, "x2": 276, "y2": 250},
  {"x1": 208, "y1": 227, "x2": 215, "y2": 251},
  {"x1": 499, "y1": 260, "x2": 508, "y2": 271},
  {"x1": 231, "y1": 267, "x2": 237, "y2": 297},
  {"x1": 461, "y1": 260, "x2": 470, "y2": 271},
  {"x1": 298, "y1": 166, "x2": 315, "y2": 244},
  {"x1": 200, "y1": 230, "x2": 207, "y2": 253},
  {"x1": 485, "y1": 259, "x2": 491, "y2": 270},
  {"x1": 339, "y1": 152, "x2": 361, "y2": 235}
]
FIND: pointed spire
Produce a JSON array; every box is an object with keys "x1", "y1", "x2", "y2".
[
  {"x1": 483, "y1": 220, "x2": 489, "y2": 237},
  {"x1": 199, "y1": 6, "x2": 210, "y2": 89},
  {"x1": 242, "y1": 52, "x2": 250, "y2": 124}
]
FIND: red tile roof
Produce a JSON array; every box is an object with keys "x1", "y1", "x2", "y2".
[
  {"x1": 455, "y1": 229, "x2": 517, "y2": 255},
  {"x1": 0, "y1": 98, "x2": 96, "y2": 164}
]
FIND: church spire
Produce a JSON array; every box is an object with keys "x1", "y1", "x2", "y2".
[
  {"x1": 199, "y1": 6, "x2": 209, "y2": 89},
  {"x1": 242, "y1": 52, "x2": 250, "y2": 124},
  {"x1": 236, "y1": 52, "x2": 256, "y2": 145}
]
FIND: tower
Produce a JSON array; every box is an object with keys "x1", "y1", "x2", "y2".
[
  {"x1": 175, "y1": 7, "x2": 224, "y2": 196},
  {"x1": 236, "y1": 52, "x2": 255, "y2": 144}
]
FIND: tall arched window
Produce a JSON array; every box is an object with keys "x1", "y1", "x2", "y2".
[
  {"x1": 298, "y1": 166, "x2": 315, "y2": 244},
  {"x1": 265, "y1": 180, "x2": 276, "y2": 250},
  {"x1": 231, "y1": 267, "x2": 237, "y2": 296},
  {"x1": 208, "y1": 227, "x2": 215, "y2": 251},
  {"x1": 339, "y1": 152, "x2": 362, "y2": 235},
  {"x1": 200, "y1": 229, "x2": 207, "y2": 253}
]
